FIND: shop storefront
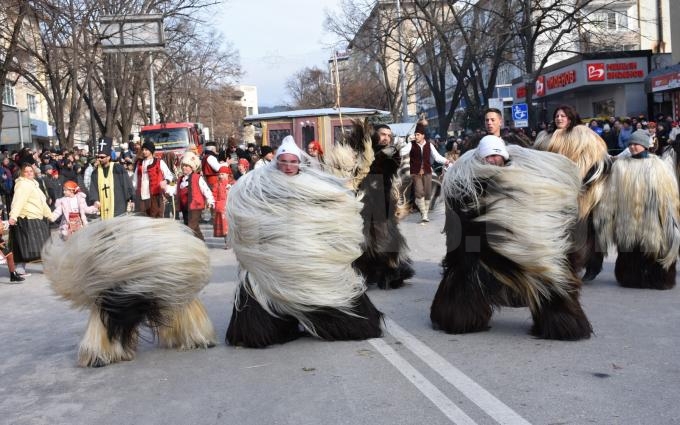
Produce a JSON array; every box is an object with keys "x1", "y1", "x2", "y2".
[
  {"x1": 511, "y1": 51, "x2": 652, "y2": 124},
  {"x1": 646, "y1": 63, "x2": 680, "y2": 121}
]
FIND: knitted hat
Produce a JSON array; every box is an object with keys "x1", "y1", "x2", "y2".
[
  {"x1": 414, "y1": 122, "x2": 427, "y2": 135},
  {"x1": 141, "y1": 140, "x2": 156, "y2": 154},
  {"x1": 204, "y1": 142, "x2": 217, "y2": 153},
  {"x1": 476, "y1": 135, "x2": 509, "y2": 160},
  {"x1": 238, "y1": 158, "x2": 250, "y2": 170},
  {"x1": 218, "y1": 165, "x2": 232, "y2": 174},
  {"x1": 627, "y1": 130, "x2": 650, "y2": 148},
  {"x1": 181, "y1": 151, "x2": 201, "y2": 171},
  {"x1": 63, "y1": 180, "x2": 80, "y2": 193},
  {"x1": 276, "y1": 135, "x2": 303, "y2": 161}
]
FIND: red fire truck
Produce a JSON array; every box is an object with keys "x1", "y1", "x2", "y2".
[{"x1": 139, "y1": 122, "x2": 205, "y2": 161}]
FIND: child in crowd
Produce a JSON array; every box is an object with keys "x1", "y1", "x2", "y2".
[
  {"x1": 52, "y1": 180, "x2": 99, "y2": 240},
  {"x1": 213, "y1": 166, "x2": 235, "y2": 249},
  {"x1": 178, "y1": 152, "x2": 214, "y2": 241}
]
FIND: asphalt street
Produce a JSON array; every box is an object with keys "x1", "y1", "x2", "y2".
[{"x1": 1, "y1": 206, "x2": 679, "y2": 425}]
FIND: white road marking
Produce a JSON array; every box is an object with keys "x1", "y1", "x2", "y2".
[
  {"x1": 368, "y1": 338, "x2": 478, "y2": 425},
  {"x1": 384, "y1": 318, "x2": 532, "y2": 425}
]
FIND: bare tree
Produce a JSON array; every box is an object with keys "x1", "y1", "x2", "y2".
[
  {"x1": 326, "y1": 0, "x2": 415, "y2": 121},
  {"x1": 285, "y1": 66, "x2": 335, "y2": 109}
]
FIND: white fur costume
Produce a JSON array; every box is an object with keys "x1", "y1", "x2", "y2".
[
  {"x1": 226, "y1": 164, "x2": 382, "y2": 347},
  {"x1": 42, "y1": 216, "x2": 216, "y2": 367},
  {"x1": 593, "y1": 155, "x2": 680, "y2": 289}
]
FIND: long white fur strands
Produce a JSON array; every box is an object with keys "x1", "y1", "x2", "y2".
[
  {"x1": 42, "y1": 216, "x2": 211, "y2": 309},
  {"x1": 594, "y1": 156, "x2": 680, "y2": 269},
  {"x1": 443, "y1": 146, "x2": 581, "y2": 305},
  {"x1": 227, "y1": 165, "x2": 367, "y2": 335},
  {"x1": 321, "y1": 120, "x2": 375, "y2": 191},
  {"x1": 533, "y1": 125, "x2": 610, "y2": 218}
]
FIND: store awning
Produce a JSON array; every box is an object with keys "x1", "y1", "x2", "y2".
[{"x1": 646, "y1": 63, "x2": 680, "y2": 93}]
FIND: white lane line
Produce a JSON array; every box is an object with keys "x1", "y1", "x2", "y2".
[
  {"x1": 384, "y1": 318, "x2": 532, "y2": 425},
  {"x1": 368, "y1": 338, "x2": 478, "y2": 425}
]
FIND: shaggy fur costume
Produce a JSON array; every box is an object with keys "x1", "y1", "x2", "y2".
[
  {"x1": 534, "y1": 125, "x2": 611, "y2": 281},
  {"x1": 225, "y1": 164, "x2": 383, "y2": 348},
  {"x1": 593, "y1": 155, "x2": 680, "y2": 289},
  {"x1": 339, "y1": 121, "x2": 414, "y2": 289},
  {"x1": 42, "y1": 216, "x2": 216, "y2": 367},
  {"x1": 431, "y1": 146, "x2": 593, "y2": 340},
  {"x1": 662, "y1": 145, "x2": 680, "y2": 191},
  {"x1": 319, "y1": 120, "x2": 414, "y2": 289}
]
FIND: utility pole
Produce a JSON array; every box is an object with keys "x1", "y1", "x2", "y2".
[{"x1": 396, "y1": 0, "x2": 409, "y2": 122}]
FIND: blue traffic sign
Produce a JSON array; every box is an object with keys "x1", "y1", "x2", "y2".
[{"x1": 512, "y1": 103, "x2": 528, "y2": 120}]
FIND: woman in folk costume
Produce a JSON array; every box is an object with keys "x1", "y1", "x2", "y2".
[
  {"x1": 42, "y1": 216, "x2": 216, "y2": 367},
  {"x1": 226, "y1": 136, "x2": 382, "y2": 348},
  {"x1": 88, "y1": 137, "x2": 134, "y2": 219},
  {"x1": 177, "y1": 151, "x2": 215, "y2": 241},
  {"x1": 51, "y1": 181, "x2": 99, "y2": 240},
  {"x1": 9, "y1": 163, "x2": 53, "y2": 276},
  {"x1": 594, "y1": 130, "x2": 680, "y2": 290},
  {"x1": 431, "y1": 136, "x2": 592, "y2": 340},
  {"x1": 533, "y1": 105, "x2": 611, "y2": 281},
  {"x1": 213, "y1": 165, "x2": 234, "y2": 249}
]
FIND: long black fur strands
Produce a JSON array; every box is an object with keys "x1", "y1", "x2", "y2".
[
  {"x1": 226, "y1": 278, "x2": 303, "y2": 348},
  {"x1": 98, "y1": 287, "x2": 163, "y2": 352},
  {"x1": 354, "y1": 138, "x2": 414, "y2": 289},
  {"x1": 615, "y1": 248, "x2": 677, "y2": 290},
  {"x1": 431, "y1": 146, "x2": 592, "y2": 341}
]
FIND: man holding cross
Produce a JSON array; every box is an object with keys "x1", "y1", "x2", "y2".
[{"x1": 88, "y1": 137, "x2": 134, "y2": 219}]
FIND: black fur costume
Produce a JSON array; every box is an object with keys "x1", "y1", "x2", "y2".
[
  {"x1": 431, "y1": 146, "x2": 592, "y2": 340},
  {"x1": 353, "y1": 129, "x2": 414, "y2": 289}
]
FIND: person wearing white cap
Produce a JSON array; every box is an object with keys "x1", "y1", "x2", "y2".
[
  {"x1": 476, "y1": 135, "x2": 509, "y2": 166},
  {"x1": 275, "y1": 135, "x2": 305, "y2": 176},
  {"x1": 225, "y1": 134, "x2": 383, "y2": 347}
]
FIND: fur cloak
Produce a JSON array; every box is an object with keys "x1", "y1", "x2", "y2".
[
  {"x1": 431, "y1": 145, "x2": 592, "y2": 340},
  {"x1": 533, "y1": 125, "x2": 611, "y2": 280},
  {"x1": 42, "y1": 216, "x2": 216, "y2": 367},
  {"x1": 326, "y1": 120, "x2": 414, "y2": 289},
  {"x1": 593, "y1": 155, "x2": 680, "y2": 289},
  {"x1": 225, "y1": 164, "x2": 383, "y2": 348}
]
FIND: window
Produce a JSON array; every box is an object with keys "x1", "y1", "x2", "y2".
[
  {"x1": 27, "y1": 94, "x2": 37, "y2": 114},
  {"x1": 607, "y1": 12, "x2": 617, "y2": 30},
  {"x1": 268, "y1": 129, "x2": 291, "y2": 149},
  {"x1": 3, "y1": 82, "x2": 15, "y2": 106},
  {"x1": 592, "y1": 98, "x2": 615, "y2": 118}
]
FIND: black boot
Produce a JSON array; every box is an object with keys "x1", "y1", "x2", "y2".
[{"x1": 9, "y1": 271, "x2": 24, "y2": 283}]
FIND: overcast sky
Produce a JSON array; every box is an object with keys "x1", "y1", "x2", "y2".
[{"x1": 211, "y1": 0, "x2": 342, "y2": 107}]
